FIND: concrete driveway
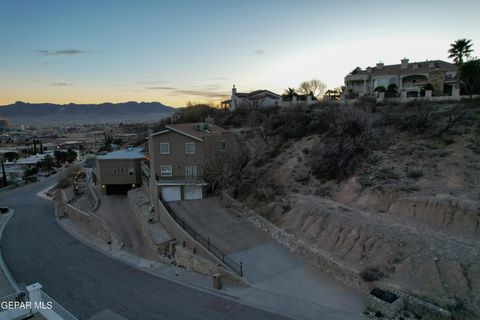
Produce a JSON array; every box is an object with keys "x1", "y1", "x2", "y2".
[
  {"x1": 170, "y1": 198, "x2": 367, "y2": 316},
  {"x1": 94, "y1": 192, "x2": 157, "y2": 260}
]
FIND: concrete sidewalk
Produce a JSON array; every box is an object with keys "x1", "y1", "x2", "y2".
[{"x1": 170, "y1": 198, "x2": 367, "y2": 318}]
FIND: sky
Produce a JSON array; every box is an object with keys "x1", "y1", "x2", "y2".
[{"x1": 1, "y1": 0, "x2": 479, "y2": 107}]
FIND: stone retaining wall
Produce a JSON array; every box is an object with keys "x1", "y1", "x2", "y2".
[
  {"x1": 127, "y1": 190, "x2": 169, "y2": 254},
  {"x1": 155, "y1": 199, "x2": 246, "y2": 284},
  {"x1": 221, "y1": 192, "x2": 452, "y2": 320},
  {"x1": 175, "y1": 246, "x2": 247, "y2": 286},
  {"x1": 59, "y1": 189, "x2": 122, "y2": 248}
]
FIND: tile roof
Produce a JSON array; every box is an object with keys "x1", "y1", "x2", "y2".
[{"x1": 351, "y1": 60, "x2": 457, "y2": 77}]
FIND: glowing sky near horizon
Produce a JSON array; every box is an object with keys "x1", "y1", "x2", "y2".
[{"x1": 1, "y1": 0, "x2": 479, "y2": 107}]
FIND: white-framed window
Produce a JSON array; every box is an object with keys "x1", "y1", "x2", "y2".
[
  {"x1": 185, "y1": 142, "x2": 196, "y2": 154},
  {"x1": 220, "y1": 140, "x2": 226, "y2": 151},
  {"x1": 128, "y1": 167, "x2": 134, "y2": 176},
  {"x1": 185, "y1": 166, "x2": 197, "y2": 179},
  {"x1": 160, "y1": 142, "x2": 170, "y2": 154},
  {"x1": 113, "y1": 168, "x2": 117, "y2": 174},
  {"x1": 160, "y1": 165, "x2": 172, "y2": 177},
  {"x1": 120, "y1": 168, "x2": 124, "y2": 174}
]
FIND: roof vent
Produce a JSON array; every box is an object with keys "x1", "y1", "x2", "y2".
[
  {"x1": 401, "y1": 58, "x2": 409, "y2": 69},
  {"x1": 376, "y1": 62, "x2": 384, "y2": 69}
]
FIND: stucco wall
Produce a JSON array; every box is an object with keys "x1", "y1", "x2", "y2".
[{"x1": 96, "y1": 158, "x2": 142, "y2": 185}]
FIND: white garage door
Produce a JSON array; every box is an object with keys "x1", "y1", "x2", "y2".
[
  {"x1": 183, "y1": 186, "x2": 203, "y2": 200},
  {"x1": 161, "y1": 186, "x2": 181, "y2": 201}
]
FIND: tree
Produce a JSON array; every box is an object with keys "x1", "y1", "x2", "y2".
[
  {"x1": 460, "y1": 59, "x2": 480, "y2": 99},
  {"x1": 37, "y1": 155, "x2": 55, "y2": 171},
  {"x1": 39, "y1": 141, "x2": 44, "y2": 154},
  {"x1": 448, "y1": 39, "x2": 473, "y2": 65},
  {"x1": 374, "y1": 86, "x2": 386, "y2": 92},
  {"x1": 33, "y1": 139, "x2": 37, "y2": 154},
  {"x1": 385, "y1": 84, "x2": 398, "y2": 98},
  {"x1": 283, "y1": 87, "x2": 298, "y2": 99},
  {"x1": 298, "y1": 79, "x2": 327, "y2": 99},
  {"x1": 350, "y1": 67, "x2": 362, "y2": 75},
  {"x1": 449, "y1": 39, "x2": 474, "y2": 88}
]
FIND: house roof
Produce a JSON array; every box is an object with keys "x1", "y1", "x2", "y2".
[
  {"x1": 152, "y1": 123, "x2": 230, "y2": 141},
  {"x1": 97, "y1": 147, "x2": 145, "y2": 160},
  {"x1": 348, "y1": 60, "x2": 457, "y2": 78}
]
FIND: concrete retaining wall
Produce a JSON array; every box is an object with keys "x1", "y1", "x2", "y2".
[{"x1": 221, "y1": 192, "x2": 452, "y2": 320}]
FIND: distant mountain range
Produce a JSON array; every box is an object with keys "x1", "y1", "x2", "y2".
[{"x1": 0, "y1": 101, "x2": 174, "y2": 126}]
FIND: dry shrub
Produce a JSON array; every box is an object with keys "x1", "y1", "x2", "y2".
[{"x1": 310, "y1": 106, "x2": 373, "y2": 181}]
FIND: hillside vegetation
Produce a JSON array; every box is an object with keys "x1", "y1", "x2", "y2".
[{"x1": 210, "y1": 99, "x2": 480, "y2": 319}]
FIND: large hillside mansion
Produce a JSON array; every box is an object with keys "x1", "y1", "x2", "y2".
[{"x1": 344, "y1": 58, "x2": 458, "y2": 98}]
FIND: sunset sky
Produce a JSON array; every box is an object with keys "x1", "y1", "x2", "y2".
[{"x1": 1, "y1": 0, "x2": 479, "y2": 107}]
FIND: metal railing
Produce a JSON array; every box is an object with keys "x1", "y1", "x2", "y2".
[
  {"x1": 0, "y1": 291, "x2": 27, "y2": 310},
  {"x1": 160, "y1": 197, "x2": 243, "y2": 277},
  {"x1": 41, "y1": 291, "x2": 78, "y2": 320},
  {"x1": 156, "y1": 175, "x2": 206, "y2": 185}
]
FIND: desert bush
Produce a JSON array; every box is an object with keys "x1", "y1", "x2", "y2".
[
  {"x1": 406, "y1": 169, "x2": 424, "y2": 179},
  {"x1": 360, "y1": 267, "x2": 385, "y2": 282},
  {"x1": 310, "y1": 107, "x2": 372, "y2": 181}
]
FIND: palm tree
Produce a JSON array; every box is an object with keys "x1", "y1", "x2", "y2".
[
  {"x1": 449, "y1": 39, "x2": 473, "y2": 89},
  {"x1": 448, "y1": 39, "x2": 473, "y2": 65},
  {"x1": 283, "y1": 87, "x2": 298, "y2": 100}
]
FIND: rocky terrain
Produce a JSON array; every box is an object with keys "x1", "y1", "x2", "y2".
[{"x1": 215, "y1": 99, "x2": 480, "y2": 319}]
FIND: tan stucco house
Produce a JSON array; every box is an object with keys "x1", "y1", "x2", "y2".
[
  {"x1": 344, "y1": 58, "x2": 458, "y2": 98},
  {"x1": 95, "y1": 147, "x2": 144, "y2": 195},
  {"x1": 146, "y1": 122, "x2": 235, "y2": 201}
]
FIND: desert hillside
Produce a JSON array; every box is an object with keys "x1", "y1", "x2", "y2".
[{"x1": 211, "y1": 99, "x2": 480, "y2": 319}]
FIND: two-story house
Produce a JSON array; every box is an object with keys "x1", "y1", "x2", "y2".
[
  {"x1": 147, "y1": 122, "x2": 235, "y2": 201},
  {"x1": 344, "y1": 58, "x2": 458, "y2": 98}
]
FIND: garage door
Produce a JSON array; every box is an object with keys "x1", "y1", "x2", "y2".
[
  {"x1": 161, "y1": 186, "x2": 181, "y2": 201},
  {"x1": 106, "y1": 184, "x2": 132, "y2": 195},
  {"x1": 183, "y1": 186, "x2": 203, "y2": 200}
]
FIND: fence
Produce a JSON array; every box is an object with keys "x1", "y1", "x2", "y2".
[
  {"x1": 160, "y1": 197, "x2": 243, "y2": 277},
  {"x1": 40, "y1": 291, "x2": 78, "y2": 320}
]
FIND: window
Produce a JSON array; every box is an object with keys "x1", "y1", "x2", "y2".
[
  {"x1": 120, "y1": 168, "x2": 124, "y2": 174},
  {"x1": 128, "y1": 167, "x2": 134, "y2": 176},
  {"x1": 185, "y1": 166, "x2": 197, "y2": 179},
  {"x1": 160, "y1": 165, "x2": 172, "y2": 177},
  {"x1": 113, "y1": 168, "x2": 117, "y2": 174},
  {"x1": 220, "y1": 140, "x2": 226, "y2": 151},
  {"x1": 160, "y1": 142, "x2": 170, "y2": 154},
  {"x1": 185, "y1": 142, "x2": 195, "y2": 154}
]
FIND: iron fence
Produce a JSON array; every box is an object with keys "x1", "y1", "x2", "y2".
[{"x1": 161, "y1": 197, "x2": 243, "y2": 277}]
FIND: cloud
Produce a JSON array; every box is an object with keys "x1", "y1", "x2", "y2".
[
  {"x1": 50, "y1": 82, "x2": 74, "y2": 86},
  {"x1": 253, "y1": 49, "x2": 265, "y2": 55},
  {"x1": 138, "y1": 81, "x2": 170, "y2": 84},
  {"x1": 35, "y1": 49, "x2": 88, "y2": 56},
  {"x1": 174, "y1": 89, "x2": 228, "y2": 98},
  {"x1": 146, "y1": 86, "x2": 176, "y2": 90},
  {"x1": 208, "y1": 76, "x2": 230, "y2": 80}
]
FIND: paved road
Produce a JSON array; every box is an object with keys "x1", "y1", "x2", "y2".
[{"x1": 0, "y1": 177, "x2": 289, "y2": 320}]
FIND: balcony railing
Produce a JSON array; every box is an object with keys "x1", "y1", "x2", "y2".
[
  {"x1": 156, "y1": 175, "x2": 206, "y2": 185},
  {"x1": 141, "y1": 160, "x2": 150, "y2": 179}
]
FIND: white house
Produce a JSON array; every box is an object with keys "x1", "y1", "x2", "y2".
[{"x1": 221, "y1": 85, "x2": 317, "y2": 110}]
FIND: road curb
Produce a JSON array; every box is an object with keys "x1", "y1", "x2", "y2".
[
  {"x1": 54, "y1": 210, "x2": 241, "y2": 298},
  {"x1": 0, "y1": 210, "x2": 20, "y2": 292}
]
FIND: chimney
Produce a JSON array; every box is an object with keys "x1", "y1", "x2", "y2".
[
  {"x1": 231, "y1": 84, "x2": 237, "y2": 111},
  {"x1": 401, "y1": 58, "x2": 409, "y2": 69},
  {"x1": 376, "y1": 61, "x2": 384, "y2": 69}
]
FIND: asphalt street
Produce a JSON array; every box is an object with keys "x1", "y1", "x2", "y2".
[{"x1": 0, "y1": 176, "x2": 290, "y2": 320}]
